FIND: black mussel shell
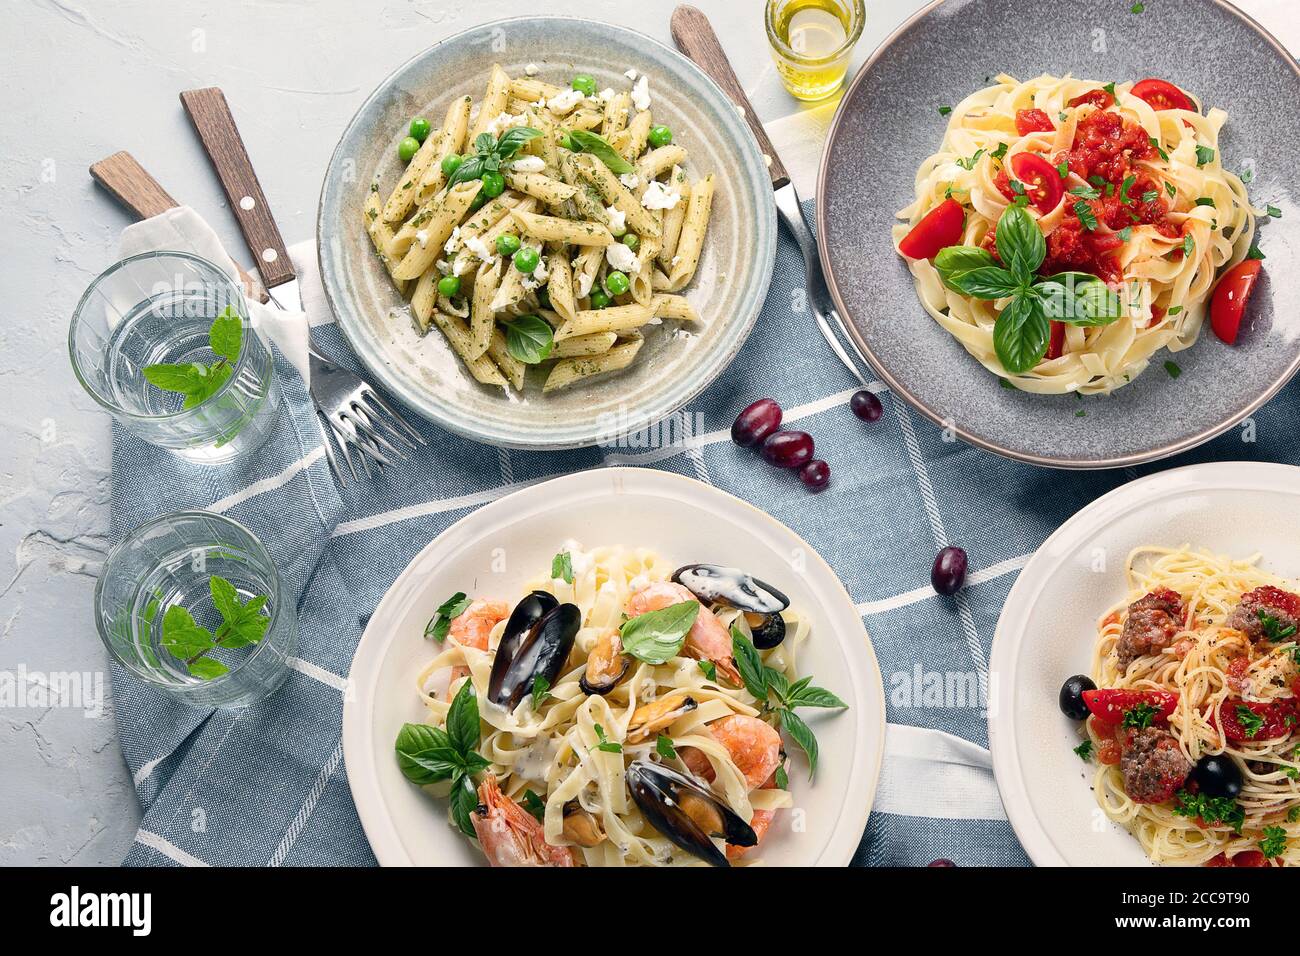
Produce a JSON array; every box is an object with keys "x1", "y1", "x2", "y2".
[
  {"x1": 672, "y1": 564, "x2": 790, "y2": 614},
  {"x1": 625, "y1": 760, "x2": 756, "y2": 868},
  {"x1": 488, "y1": 602, "x2": 580, "y2": 709},
  {"x1": 747, "y1": 611, "x2": 787, "y2": 650},
  {"x1": 488, "y1": 591, "x2": 558, "y2": 699}
]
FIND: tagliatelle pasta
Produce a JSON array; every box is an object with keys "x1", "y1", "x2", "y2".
[{"x1": 894, "y1": 74, "x2": 1260, "y2": 394}]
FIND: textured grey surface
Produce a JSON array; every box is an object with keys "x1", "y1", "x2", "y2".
[
  {"x1": 821, "y1": 0, "x2": 1300, "y2": 467},
  {"x1": 0, "y1": 0, "x2": 1291, "y2": 868}
]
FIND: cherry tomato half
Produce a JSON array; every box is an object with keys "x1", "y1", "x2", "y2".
[
  {"x1": 1131, "y1": 78, "x2": 1195, "y2": 112},
  {"x1": 1082, "y1": 688, "x2": 1179, "y2": 728},
  {"x1": 898, "y1": 198, "x2": 965, "y2": 260},
  {"x1": 1210, "y1": 259, "x2": 1263, "y2": 345},
  {"x1": 1010, "y1": 152, "x2": 1065, "y2": 215},
  {"x1": 1015, "y1": 108, "x2": 1056, "y2": 136}
]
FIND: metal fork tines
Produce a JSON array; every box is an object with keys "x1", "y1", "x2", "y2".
[{"x1": 306, "y1": 347, "x2": 425, "y2": 486}]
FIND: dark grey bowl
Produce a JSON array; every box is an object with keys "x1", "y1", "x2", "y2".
[{"x1": 818, "y1": 0, "x2": 1300, "y2": 468}]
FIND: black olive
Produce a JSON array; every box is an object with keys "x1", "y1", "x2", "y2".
[
  {"x1": 1058, "y1": 674, "x2": 1096, "y2": 720},
  {"x1": 1193, "y1": 754, "x2": 1243, "y2": 800}
]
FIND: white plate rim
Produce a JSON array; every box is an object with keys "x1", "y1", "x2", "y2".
[
  {"x1": 988, "y1": 460, "x2": 1300, "y2": 866},
  {"x1": 341, "y1": 467, "x2": 887, "y2": 866}
]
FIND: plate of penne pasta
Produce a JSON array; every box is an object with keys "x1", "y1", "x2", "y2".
[{"x1": 319, "y1": 17, "x2": 777, "y2": 449}]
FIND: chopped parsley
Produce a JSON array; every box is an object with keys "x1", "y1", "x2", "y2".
[
  {"x1": 1149, "y1": 136, "x2": 1170, "y2": 161},
  {"x1": 1103, "y1": 82, "x2": 1117, "y2": 97},
  {"x1": 655, "y1": 734, "x2": 677, "y2": 760},
  {"x1": 1195, "y1": 145, "x2": 1216, "y2": 167},
  {"x1": 1141, "y1": 190, "x2": 1159, "y2": 203},
  {"x1": 1118, "y1": 226, "x2": 1133, "y2": 242},
  {"x1": 1123, "y1": 702, "x2": 1159, "y2": 728},
  {"x1": 956, "y1": 149, "x2": 984, "y2": 171},
  {"x1": 1194, "y1": 197, "x2": 1216, "y2": 207},
  {"x1": 1246, "y1": 244, "x2": 1266, "y2": 261},
  {"x1": 1168, "y1": 305, "x2": 1183, "y2": 315},
  {"x1": 1259, "y1": 610, "x2": 1298, "y2": 642},
  {"x1": 1259, "y1": 825, "x2": 1287, "y2": 859},
  {"x1": 938, "y1": 105, "x2": 953, "y2": 116},
  {"x1": 697, "y1": 659, "x2": 717, "y2": 681},
  {"x1": 592, "y1": 723, "x2": 622, "y2": 753},
  {"x1": 990, "y1": 142, "x2": 1009, "y2": 161},
  {"x1": 1164, "y1": 361, "x2": 1182, "y2": 379},
  {"x1": 1074, "y1": 739, "x2": 1095, "y2": 761},
  {"x1": 521, "y1": 789, "x2": 546, "y2": 821},
  {"x1": 1119, "y1": 175, "x2": 1136, "y2": 203},
  {"x1": 1131, "y1": 2, "x2": 1145, "y2": 13},
  {"x1": 1236, "y1": 705, "x2": 1265, "y2": 739},
  {"x1": 1267, "y1": 204, "x2": 1283, "y2": 219},
  {"x1": 1173, "y1": 790, "x2": 1245, "y2": 833},
  {"x1": 1074, "y1": 200, "x2": 1099, "y2": 231},
  {"x1": 1165, "y1": 181, "x2": 1177, "y2": 199},
  {"x1": 1182, "y1": 234, "x2": 1194, "y2": 257},
  {"x1": 1070, "y1": 184, "x2": 1101, "y2": 200},
  {"x1": 1057, "y1": 160, "x2": 1069, "y2": 179},
  {"x1": 1289, "y1": 806, "x2": 1300, "y2": 824}
]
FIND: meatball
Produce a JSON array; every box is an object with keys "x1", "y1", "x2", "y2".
[
  {"x1": 1115, "y1": 588, "x2": 1185, "y2": 671},
  {"x1": 1120, "y1": 727, "x2": 1191, "y2": 804},
  {"x1": 1227, "y1": 586, "x2": 1300, "y2": 644}
]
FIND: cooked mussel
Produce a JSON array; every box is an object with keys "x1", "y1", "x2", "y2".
[
  {"x1": 672, "y1": 564, "x2": 791, "y2": 649},
  {"x1": 580, "y1": 628, "x2": 630, "y2": 696},
  {"x1": 487, "y1": 601, "x2": 580, "y2": 710},
  {"x1": 562, "y1": 800, "x2": 606, "y2": 848},
  {"x1": 491, "y1": 591, "x2": 558, "y2": 675},
  {"x1": 626, "y1": 691, "x2": 697, "y2": 743},
  {"x1": 625, "y1": 760, "x2": 756, "y2": 867}
]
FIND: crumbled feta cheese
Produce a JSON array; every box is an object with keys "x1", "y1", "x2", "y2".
[
  {"x1": 630, "y1": 74, "x2": 650, "y2": 112},
  {"x1": 452, "y1": 255, "x2": 478, "y2": 276},
  {"x1": 443, "y1": 226, "x2": 462, "y2": 253},
  {"x1": 415, "y1": 229, "x2": 429, "y2": 249},
  {"x1": 509, "y1": 155, "x2": 546, "y2": 174},
  {"x1": 576, "y1": 271, "x2": 594, "y2": 298},
  {"x1": 524, "y1": 62, "x2": 539, "y2": 76},
  {"x1": 605, "y1": 242, "x2": 640, "y2": 273},
  {"x1": 624, "y1": 68, "x2": 638, "y2": 81},
  {"x1": 435, "y1": 258, "x2": 453, "y2": 276},
  {"x1": 464, "y1": 235, "x2": 492, "y2": 261},
  {"x1": 546, "y1": 88, "x2": 585, "y2": 115},
  {"x1": 605, "y1": 205, "x2": 626, "y2": 234},
  {"x1": 484, "y1": 111, "x2": 527, "y2": 137},
  {"x1": 619, "y1": 172, "x2": 640, "y2": 189},
  {"x1": 599, "y1": 87, "x2": 615, "y2": 103},
  {"x1": 671, "y1": 255, "x2": 681, "y2": 267},
  {"x1": 641, "y1": 180, "x2": 681, "y2": 210}
]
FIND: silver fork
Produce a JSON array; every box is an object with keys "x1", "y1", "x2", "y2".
[
  {"x1": 180, "y1": 85, "x2": 426, "y2": 486},
  {"x1": 307, "y1": 346, "x2": 425, "y2": 485}
]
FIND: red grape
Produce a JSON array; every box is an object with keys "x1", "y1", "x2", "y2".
[
  {"x1": 931, "y1": 546, "x2": 968, "y2": 595},
  {"x1": 851, "y1": 389, "x2": 883, "y2": 422},
  {"x1": 760, "y1": 431, "x2": 814, "y2": 469},
  {"x1": 799, "y1": 459, "x2": 830, "y2": 492},
  {"x1": 731, "y1": 398, "x2": 782, "y2": 447}
]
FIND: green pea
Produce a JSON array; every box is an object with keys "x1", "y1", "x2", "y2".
[
  {"x1": 621, "y1": 233, "x2": 640, "y2": 252},
  {"x1": 441, "y1": 153, "x2": 463, "y2": 176},
  {"x1": 513, "y1": 247, "x2": 541, "y2": 274},
  {"x1": 588, "y1": 289, "x2": 611, "y2": 309},
  {"x1": 481, "y1": 171, "x2": 505, "y2": 198},
  {"x1": 437, "y1": 275, "x2": 461, "y2": 298},
  {"x1": 571, "y1": 74, "x2": 597, "y2": 97},
  {"x1": 409, "y1": 117, "x2": 432, "y2": 143},
  {"x1": 608, "y1": 218, "x2": 627, "y2": 238},
  {"x1": 604, "y1": 271, "x2": 630, "y2": 296},
  {"x1": 647, "y1": 125, "x2": 673, "y2": 149},
  {"x1": 496, "y1": 234, "x2": 521, "y2": 256},
  {"x1": 397, "y1": 136, "x2": 420, "y2": 163}
]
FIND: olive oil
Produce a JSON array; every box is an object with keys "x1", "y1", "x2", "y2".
[{"x1": 765, "y1": 0, "x2": 864, "y2": 101}]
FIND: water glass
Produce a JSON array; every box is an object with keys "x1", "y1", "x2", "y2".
[
  {"x1": 95, "y1": 511, "x2": 297, "y2": 709},
  {"x1": 69, "y1": 251, "x2": 280, "y2": 464},
  {"x1": 765, "y1": 0, "x2": 866, "y2": 101}
]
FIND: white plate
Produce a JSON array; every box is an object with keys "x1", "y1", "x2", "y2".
[
  {"x1": 342, "y1": 468, "x2": 885, "y2": 866},
  {"x1": 989, "y1": 462, "x2": 1300, "y2": 866}
]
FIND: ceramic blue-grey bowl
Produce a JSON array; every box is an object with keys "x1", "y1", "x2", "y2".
[
  {"x1": 818, "y1": 0, "x2": 1300, "y2": 468},
  {"x1": 318, "y1": 16, "x2": 776, "y2": 450}
]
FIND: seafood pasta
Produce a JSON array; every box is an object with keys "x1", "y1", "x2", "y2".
[
  {"x1": 394, "y1": 545, "x2": 847, "y2": 867},
  {"x1": 1058, "y1": 547, "x2": 1300, "y2": 867},
  {"x1": 894, "y1": 74, "x2": 1262, "y2": 394}
]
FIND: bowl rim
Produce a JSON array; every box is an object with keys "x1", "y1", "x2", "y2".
[
  {"x1": 316, "y1": 14, "x2": 777, "y2": 451},
  {"x1": 341, "y1": 466, "x2": 887, "y2": 866},
  {"x1": 814, "y1": 0, "x2": 1300, "y2": 470},
  {"x1": 987, "y1": 460, "x2": 1300, "y2": 865}
]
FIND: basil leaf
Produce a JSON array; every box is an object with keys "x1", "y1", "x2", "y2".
[
  {"x1": 503, "y1": 314, "x2": 554, "y2": 364},
  {"x1": 730, "y1": 624, "x2": 767, "y2": 700},
  {"x1": 1034, "y1": 273, "x2": 1120, "y2": 326},
  {"x1": 449, "y1": 773, "x2": 479, "y2": 837},
  {"x1": 551, "y1": 551, "x2": 573, "y2": 583},
  {"x1": 521, "y1": 789, "x2": 546, "y2": 821},
  {"x1": 425, "y1": 591, "x2": 470, "y2": 641},
  {"x1": 942, "y1": 266, "x2": 1023, "y2": 300},
  {"x1": 474, "y1": 132, "x2": 497, "y2": 153},
  {"x1": 784, "y1": 683, "x2": 848, "y2": 710},
  {"x1": 496, "y1": 126, "x2": 541, "y2": 158},
  {"x1": 1071, "y1": 279, "x2": 1124, "y2": 324},
  {"x1": 445, "y1": 679, "x2": 481, "y2": 759},
  {"x1": 764, "y1": 666, "x2": 791, "y2": 703},
  {"x1": 566, "y1": 129, "x2": 634, "y2": 174},
  {"x1": 446, "y1": 154, "x2": 485, "y2": 189},
  {"x1": 208, "y1": 306, "x2": 243, "y2": 362},
  {"x1": 619, "y1": 601, "x2": 699, "y2": 664},
  {"x1": 933, "y1": 246, "x2": 999, "y2": 293},
  {"x1": 531, "y1": 675, "x2": 550, "y2": 711},
  {"x1": 394, "y1": 723, "x2": 456, "y2": 784},
  {"x1": 993, "y1": 293, "x2": 1050, "y2": 374},
  {"x1": 780, "y1": 707, "x2": 819, "y2": 779},
  {"x1": 995, "y1": 203, "x2": 1046, "y2": 279}
]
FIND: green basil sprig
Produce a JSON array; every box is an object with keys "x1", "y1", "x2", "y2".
[
  {"x1": 447, "y1": 127, "x2": 542, "y2": 189},
  {"x1": 934, "y1": 204, "x2": 1123, "y2": 374},
  {"x1": 564, "y1": 129, "x2": 634, "y2": 175},
  {"x1": 502, "y1": 314, "x2": 554, "y2": 364},
  {"x1": 619, "y1": 600, "x2": 699, "y2": 664},
  {"x1": 394, "y1": 680, "x2": 490, "y2": 837}
]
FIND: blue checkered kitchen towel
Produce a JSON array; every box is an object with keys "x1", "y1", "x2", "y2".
[{"x1": 107, "y1": 182, "x2": 1300, "y2": 868}]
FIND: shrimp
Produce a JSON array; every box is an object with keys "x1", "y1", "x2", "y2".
[
  {"x1": 727, "y1": 808, "x2": 774, "y2": 862},
  {"x1": 625, "y1": 581, "x2": 740, "y2": 684},
  {"x1": 470, "y1": 774, "x2": 577, "y2": 867},
  {"x1": 444, "y1": 599, "x2": 509, "y2": 701},
  {"x1": 680, "y1": 715, "x2": 784, "y2": 860}
]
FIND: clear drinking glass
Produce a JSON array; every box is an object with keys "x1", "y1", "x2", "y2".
[
  {"x1": 765, "y1": 0, "x2": 866, "y2": 102},
  {"x1": 69, "y1": 251, "x2": 280, "y2": 464},
  {"x1": 95, "y1": 511, "x2": 297, "y2": 709}
]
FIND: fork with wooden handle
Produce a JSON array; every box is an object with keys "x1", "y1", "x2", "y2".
[
  {"x1": 669, "y1": 5, "x2": 876, "y2": 388},
  {"x1": 177, "y1": 86, "x2": 426, "y2": 482}
]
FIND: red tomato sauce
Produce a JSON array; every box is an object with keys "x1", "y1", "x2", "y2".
[{"x1": 992, "y1": 108, "x2": 1183, "y2": 285}]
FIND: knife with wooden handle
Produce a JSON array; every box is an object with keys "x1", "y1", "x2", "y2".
[
  {"x1": 670, "y1": 4, "x2": 874, "y2": 386},
  {"x1": 89, "y1": 150, "x2": 268, "y2": 302}
]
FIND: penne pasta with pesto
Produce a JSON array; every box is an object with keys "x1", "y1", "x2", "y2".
[{"x1": 364, "y1": 63, "x2": 712, "y2": 394}]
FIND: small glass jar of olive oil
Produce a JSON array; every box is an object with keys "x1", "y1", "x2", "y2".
[{"x1": 765, "y1": 0, "x2": 865, "y2": 102}]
